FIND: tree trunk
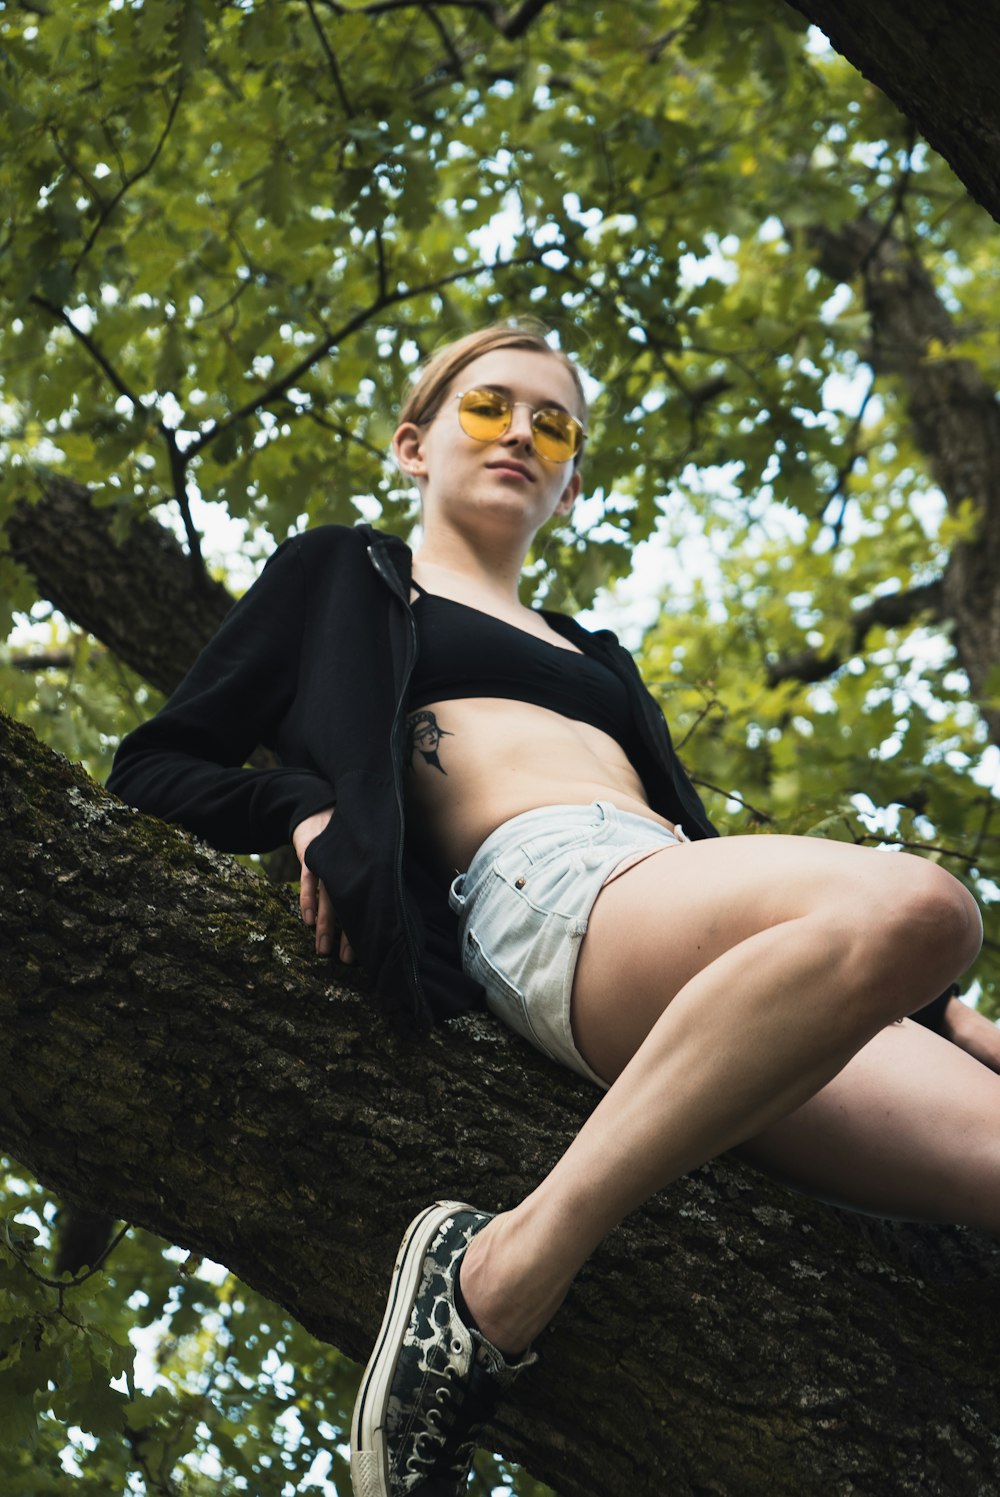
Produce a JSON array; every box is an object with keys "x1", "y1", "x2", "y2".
[
  {"x1": 2, "y1": 707, "x2": 999, "y2": 1496},
  {"x1": 811, "y1": 216, "x2": 1000, "y2": 743},
  {"x1": 787, "y1": 0, "x2": 1000, "y2": 227}
]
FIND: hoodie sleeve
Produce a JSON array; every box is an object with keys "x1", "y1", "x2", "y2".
[{"x1": 107, "y1": 536, "x2": 335, "y2": 852}]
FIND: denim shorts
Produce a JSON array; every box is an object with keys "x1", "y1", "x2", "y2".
[{"x1": 448, "y1": 801, "x2": 688, "y2": 1087}]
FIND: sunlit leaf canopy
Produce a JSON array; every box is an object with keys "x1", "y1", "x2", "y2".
[
  {"x1": 6, "y1": 0, "x2": 987, "y2": 573},
  {"x1": 1, "y1": 0, "x2": 999, "y2": 1490}
]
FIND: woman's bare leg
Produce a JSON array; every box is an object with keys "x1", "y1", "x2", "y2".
[
  {"x1": 458, "y1": 835, "x2": 984, "y2": 1353},
  {"x1": 737, "y1": 1016, "x2": 1000, "y2": 1226}
]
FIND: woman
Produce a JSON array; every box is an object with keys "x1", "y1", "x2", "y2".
[{"x1": 108, "y1": 322, "x2": 993, "y2": 1497}]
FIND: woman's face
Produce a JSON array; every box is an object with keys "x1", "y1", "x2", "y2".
[{"x1": 393, "y1": 347, "x2": 583, "y2": 541}]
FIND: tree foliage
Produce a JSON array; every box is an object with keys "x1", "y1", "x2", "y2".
[{"x1": 1, "y1": 0, "x2": 998, "y2": 1490}]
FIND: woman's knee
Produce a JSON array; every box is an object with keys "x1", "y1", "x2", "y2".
[{"x1": 851, "y1": 859, "x2": 982, "y2": 991}]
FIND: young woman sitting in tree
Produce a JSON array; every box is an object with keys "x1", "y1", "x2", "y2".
[{"x1": 108, "y1": 321, "x2": 996, "y2": 1497}]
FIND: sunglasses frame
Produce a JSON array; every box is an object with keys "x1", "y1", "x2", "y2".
[{"x1": 453, "y1": 388, "x2": 585, "y2": 463}]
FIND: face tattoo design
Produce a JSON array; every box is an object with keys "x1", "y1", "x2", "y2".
[{"x1": 406, "y1": 710, "x2": 453, "y2": 775}]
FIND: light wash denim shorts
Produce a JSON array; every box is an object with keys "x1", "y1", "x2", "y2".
[{"x1": 448, "y1": 801, "x2": 688, "y2": 1088}]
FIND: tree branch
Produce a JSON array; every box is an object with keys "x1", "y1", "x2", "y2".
[
  {"x1": 29, "y1": 295, "x2": 146, "y2": 411},
  {"x1": 304, "y1": 0, "x2": 355, "y2": 117},
  {"x1": 809, "y1": 213, "x2": 1000, "y2": 744},
  {"x1": 765, "y1": 579, "x2": 945, "y2": 686},
  {"x1": 314, "y1": 0, "x2": 556, "y2": 38},
  {"x1": 786, "y1": 0, "x2": 1000, "y2": 226},
  {"x1": 4, "y1": 474, "x2": 233, "y2": 697},
  {"x1": 3, "y1": 705, "x2": 1000, "y2": 1496},
  {"x1": 184, "y1": 251, "x2": 545, "y2": 459},
  {"x1": 73, "y1": 85, "x2": 185, "y2": 274},
  {"x1": 497, "y1": 0, "x2": 557, "y2": 38}
]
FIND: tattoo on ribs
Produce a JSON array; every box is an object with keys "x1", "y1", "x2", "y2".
[{"x1": 406, "y1": 709, "x2": 453, "y2": 775}]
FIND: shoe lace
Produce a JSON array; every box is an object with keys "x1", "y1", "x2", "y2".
[{"x1": 402, "y1": 1342, "x2": 500, "y2": 1484}]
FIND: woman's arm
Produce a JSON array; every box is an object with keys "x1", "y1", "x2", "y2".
[{"x1": 107, "y1": 536, "x2": 335, "y2": 853}]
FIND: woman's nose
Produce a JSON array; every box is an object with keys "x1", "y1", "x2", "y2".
[{"x1": 502, "y1": 403, "x2": 535, "y2": 447}]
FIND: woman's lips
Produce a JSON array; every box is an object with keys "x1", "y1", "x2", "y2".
[{"x1": 486, "y1": 460, "x2": 534, "y2": 481}]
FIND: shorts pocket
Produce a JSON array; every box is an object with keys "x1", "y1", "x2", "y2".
[
  {"x1": 495, "y1": 823, "x2": 595, "y2": 882},
  {"x1": 462, "y1": 929, "x2": 543, "y2": 1053}
]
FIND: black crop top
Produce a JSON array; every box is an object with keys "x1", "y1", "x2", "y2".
[{"x1": 408, "y1": 583, "x2": 643, "y2": 763}]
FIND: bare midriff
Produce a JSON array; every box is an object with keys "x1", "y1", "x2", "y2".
[{"x1": 404, "y1": 695, "x2": 679, "y2": 878}]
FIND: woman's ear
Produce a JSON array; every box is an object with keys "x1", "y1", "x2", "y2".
[
  {"x1": 554, "y1": 469, "x2": 582, "y2": 517},
  {"x1": 393, "y1": 422, "x2": 426, "y2": 477}
]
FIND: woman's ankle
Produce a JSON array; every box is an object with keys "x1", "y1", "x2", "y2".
[{"x1": 458, "y1": 1212, "x2": 567, "y2": 1354}]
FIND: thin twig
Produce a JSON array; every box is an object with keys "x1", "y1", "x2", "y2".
[
  {"x1": 821, "y1": 370, "x2": 877, "y2": 546},
  {"x1": 854, "y1": 123, "x2": 918, "y2": 279},
  {"x1": 29, "y1": 294, "x2": 146, "y2": 408},
  {"x1": 972, "y1": 795, "x2": 994, "y2": 862},
  {"x1": 673, "y1": 695, "x2": 725, "y2": 753},
  {"x1": 297, "y1": 404, "x2": 389, "y2": 461},
  {"x1": 50, "y1": 127, "x2": 105, "y2": 209},
  {"x1": 305, "y1": 0, "x2": 355, "y2": 116},
  {"x1": 164, "y1": 428, "x2": 205, "y2": 578},
  {"x1": 185, "y1": 251, "x2": 545, "y2": 458},
  {"x1": 73, "y1": 84, "x2": 184, "y2": 273},
  {"x1": 853, "y1": 833, "x2": 983, "y2": 865},
  {"x1": 689, "y1": 777, "x2": 773, "y2": 824},
  {"x1": 418, "y1": 0, "x2": 465, "y2": 76},
  {"x1": 11, "y1": 1222, "x2": 131, "y2": 1292}
]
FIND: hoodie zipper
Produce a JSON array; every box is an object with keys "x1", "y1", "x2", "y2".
[{"x1": 367, "y1": 541, "x2": 426, "y2": 1007}]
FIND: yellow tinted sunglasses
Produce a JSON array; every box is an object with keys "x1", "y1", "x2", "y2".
[{"x1": 454, "y1": 388, "x2": 585, "y2": 464}]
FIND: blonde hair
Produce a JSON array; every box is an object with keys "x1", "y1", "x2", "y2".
[{"x1": 398, "y1": 320, "x2": 588, "y2": 453}]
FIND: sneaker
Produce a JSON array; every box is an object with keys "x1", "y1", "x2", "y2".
[{"x1": 351, "y1": 1200, "x2": 537, "y2": 1497}]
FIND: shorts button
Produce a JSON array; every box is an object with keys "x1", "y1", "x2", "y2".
[{"x1": 514, "y1": 876, "x2": 526, "y2": 889}]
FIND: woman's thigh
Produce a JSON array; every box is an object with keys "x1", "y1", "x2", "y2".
[
  {"x1": 737, "y1": 1016, "x2": 1000, "y2": 1231},
  {"x1": 570, "y1": 832, "x2": 979, "y2": 1083}
]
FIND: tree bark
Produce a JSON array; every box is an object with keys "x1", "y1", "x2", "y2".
[
  {"x1": 787, "y1": 1, "x2": 1000, "y2": 227},
  {"x1": 4, "y1": 475, "x2": 232, "y2": 698},
  {"x1": 2, "y1": 707, "x2": 999, "y2": 1496},
  {"x1": 811, "y1": 217, "x2": 1000, "y2": 743}
]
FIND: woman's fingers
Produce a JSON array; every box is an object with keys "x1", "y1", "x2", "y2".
[
  {"x1": 315, "y1": 878, "x2": 336, "y2": 955},
  {"x1": 299, "y1": 862, "x2": 334, "y2": 953},
  {"x1": 315, "y1": 879, "x2": 354, "y2": 961},
  {"x1": 300, "y1": 864, "x2": 319, "y2": 927},
  {"x1": 291, "y1": 806, "x2": 344, "y2": 954},
  {"x1": 297, "y1": 848, "x2": 353, "y2": 961}
]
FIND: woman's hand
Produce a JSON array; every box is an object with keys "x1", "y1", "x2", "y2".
[{"x1": 291, "y1": 807, "x2": 354, "y2": 962}]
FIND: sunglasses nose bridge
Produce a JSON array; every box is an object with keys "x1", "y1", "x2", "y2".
[{"x1": 502, "y1": 400, "x2": 537, "y2": 446}]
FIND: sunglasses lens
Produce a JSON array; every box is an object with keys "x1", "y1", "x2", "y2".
[
  {"x1": 458, "y1": 389, "x2": 510, "y2": 441},
  {"x1": 457, "y1": 389, "x2": 583, "y2": 462},
  {"x1": 532, "y1": 408, "x2": 582, "y2": 462}
]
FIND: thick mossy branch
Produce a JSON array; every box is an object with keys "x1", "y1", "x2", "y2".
[
  {"x1": 789, "y1": 0, "x2": 1000, "y2": 226},
  {"x1": 1, "y1": 709, "x2": 999, "y2": 1496},
  {"x1": 4, "y1": 475, "x2": 233, "y2": 697}
]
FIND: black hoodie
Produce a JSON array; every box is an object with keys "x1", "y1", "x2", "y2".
[{"x1": 107, "y1": 521, "x2": 728, "y2": 1023}]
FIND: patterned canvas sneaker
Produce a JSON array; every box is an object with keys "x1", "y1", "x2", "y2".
[{"x1": 351, "y1": 1200, "x2": 537, "y2": 1497}]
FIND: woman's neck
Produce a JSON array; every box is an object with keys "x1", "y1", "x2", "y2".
[{"x1": 413, "y1": 532, "x2": 527, "y2": 606}]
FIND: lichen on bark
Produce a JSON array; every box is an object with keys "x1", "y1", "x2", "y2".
[{"x1": 2, "y1": 708, "x2": 1000, "y2": 1495}]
